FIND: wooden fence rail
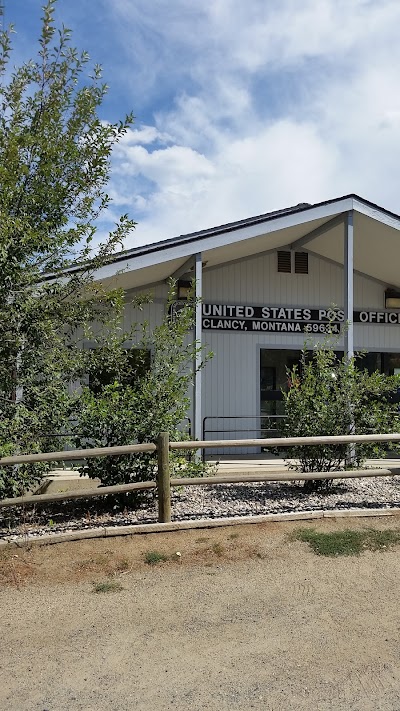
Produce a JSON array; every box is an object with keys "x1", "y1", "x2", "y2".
[
  {"x1": 1, "y1": 432, "x2": 400, "y2": 522},
  {"x1": 0, "y1": 442, "x2": 157, "y2": 466},
  {"x1": 0, "y1": 468, "x2": 397, "y2": 512},
  {"x1": 2, "y1": 432, "x2": 400, "y2": 467}
]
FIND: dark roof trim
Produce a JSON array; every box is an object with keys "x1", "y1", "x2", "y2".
[{"x1": 107, "y1": 193, "x2": 400, "y2": 267}]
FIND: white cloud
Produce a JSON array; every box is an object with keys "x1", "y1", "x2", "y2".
[
  {"x1": 102, "y1": 0, "x2": 400, "y2": 246},
  {"x1": 113, "y1": 142, "x2": 215, "y2": 202},
  {"x1": 9, "y1": 0, "x2": 400, "y2": 251},
  {"x1": 111, "y1": 118, "x2": 338, "y2": 245},
  {"x1": 118, "y1": 125, "x2": 173, "y2": 146}
]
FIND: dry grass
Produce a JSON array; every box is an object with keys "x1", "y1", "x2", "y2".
[{"x1": 0, "y1": 517, "x2": 399, "y2": 588}]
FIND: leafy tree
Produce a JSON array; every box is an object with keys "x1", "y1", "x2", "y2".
[
  {"x1": 75, "y1": 285, "x2": 209, "y2": 503},
  {"x1": 282, "y1": 343, "x2": 400, "y2": 491},
  {"x1": 0, "y1": 2, "x2": 209, "y2": 501},
  {"x1": 0, "y1": 0, "x2": 135, "y2": 497}
]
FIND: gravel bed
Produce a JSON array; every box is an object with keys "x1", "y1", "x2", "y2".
[{"x1": 1, "y1": 475, "x2": 400, "y2": 542}]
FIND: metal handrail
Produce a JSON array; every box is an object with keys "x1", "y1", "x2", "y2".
[{"x1": 202, "y1": 415, "x2": 286, "y2": 462}]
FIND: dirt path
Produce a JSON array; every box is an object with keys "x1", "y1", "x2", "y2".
[{"x1": 1, "y1": 517, "x2": 400, "y2": 710}]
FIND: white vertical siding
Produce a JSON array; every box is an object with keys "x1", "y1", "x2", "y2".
[
  {"x1": 201, "y1": 251, "x2": 400, "y2": 452},
  {"x1": 121, "y1": 253, "x2": 400, "y2": 453},
  {"x1": 123, "y1": 284, "x2": 168, "y2": 335},
  {"x1": 124, "y1": 283, "x2": 195, "y2": 433}
]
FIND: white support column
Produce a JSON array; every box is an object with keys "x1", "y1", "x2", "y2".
[
  {"x1": 344, "y1": 210, "x2": 355, "y2": 464},
  {"x1": 344, "y1": 210, "x2": 354, "y2": 359},
  {"x1": 194, "y1": 252, "x2": 202, "y2": 442}
]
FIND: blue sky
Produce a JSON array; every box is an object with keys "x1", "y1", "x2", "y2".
[{"x1": 8, "y1": 0, "x2": 400, "y2": 248}]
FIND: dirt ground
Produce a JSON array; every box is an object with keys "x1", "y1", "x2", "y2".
[{"x1": 1, "y1": 516, "x2": 400, "y2": 711}]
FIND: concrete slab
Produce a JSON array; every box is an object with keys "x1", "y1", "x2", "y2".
[
  {"x1": 30, "y1": 456, "x2": 400, "y2": 493},
  {"x1": 209, "y1": 456, "x2": 400, "y2": 476},
  {"x1": 34, "y1": 470, "x2": 101, "y2": 495}
]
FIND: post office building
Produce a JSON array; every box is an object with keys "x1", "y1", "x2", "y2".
[{"x1": 97, "y1": 194, "x2": 400, "y2": 448}]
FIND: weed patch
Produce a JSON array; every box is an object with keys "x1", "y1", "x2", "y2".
[
  {"x1": 293, "y1": 527, "x2": 400, "y2": 556},
  {"x1": 92, "y1": 580, "x2": 123, "y2": 594},
  {"x1": 212, "y1": 542, "x2": 224, "y2": 556},
  {"x1": 144, "y1": 550, "x2": 168, "y2": 565}
]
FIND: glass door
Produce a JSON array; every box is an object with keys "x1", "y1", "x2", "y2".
[{"x1": 260, "y1": 349, "x2": 302, "y2": 434}]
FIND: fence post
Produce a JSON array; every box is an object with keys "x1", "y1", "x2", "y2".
[{"x1": 157, "y1": 432, "x2": 171, "y2": 523}]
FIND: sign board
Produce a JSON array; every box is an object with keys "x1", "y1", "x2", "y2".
[
  {"x1": 170, "y1": 302, "x2": 400, "y2": 333},
  {"x1": 202, "y1": 304, "x2": 341, "y2": 333},
  {"x1": 201, "y1": 304, "x2": 400, "y2": 333}
]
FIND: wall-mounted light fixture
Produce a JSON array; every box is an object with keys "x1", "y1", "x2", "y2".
[
  {"x1": 177, "y1": 280, "x2": 192, "y2": 300},
  {"x1": 385, "y1": 289, "x2": 400, "y2": 309}
]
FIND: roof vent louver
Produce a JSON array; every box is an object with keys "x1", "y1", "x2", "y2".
[
  {"x1": 277, "y1": 251, "x2": 291, "y2": 273},
  {"x1": 295, "y1": 251, "x2": 308, "y2": 274}
]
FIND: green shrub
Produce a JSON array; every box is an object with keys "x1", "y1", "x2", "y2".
[
  {"x1": 282, "y1": 341, "x2": 400, "y2": 490},
  {"x1": 75, "y1": 287, "x2": 211, "y2": 503}
]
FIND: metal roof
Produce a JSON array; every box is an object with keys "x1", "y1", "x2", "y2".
[
  {"x1": 106, "y1": 193, "x2": 400, "y2": 267},
  {"x1": 60, "y1": 192, "x2": 400, "y2": 293}
]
